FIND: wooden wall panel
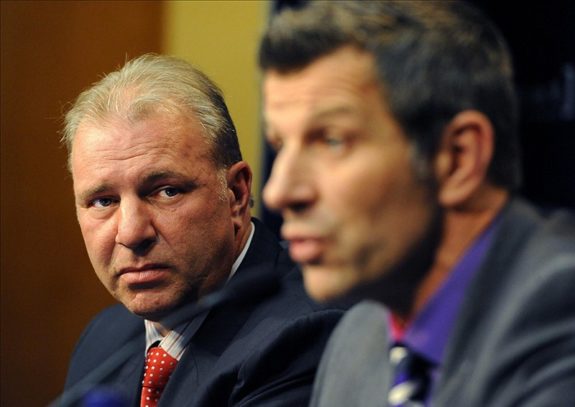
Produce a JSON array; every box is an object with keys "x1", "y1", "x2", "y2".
[{"x1": 1, "y1": 1, "x2": 163, "y2": 405}]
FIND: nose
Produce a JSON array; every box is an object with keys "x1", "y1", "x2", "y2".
[
  {"x1": 115, "y1": 199, "x2": 157, "y2": 254},
  {"x1": 263, "y1": 147, "x2": 316, "y2": 214}
]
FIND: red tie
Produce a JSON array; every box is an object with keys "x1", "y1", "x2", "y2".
[{"x1": 140, "y1": 346, "x2": 178, "y2": 407}]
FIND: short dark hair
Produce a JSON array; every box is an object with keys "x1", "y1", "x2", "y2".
[{"x1": 259, "y1": 1, "x2": 521, "y2": 190}]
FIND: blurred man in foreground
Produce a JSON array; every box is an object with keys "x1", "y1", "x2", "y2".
[
  {"x1": 259, "y1": 1, "x2": 575, "y2": 406},
  {"x1": 61, "y1": 54, "x2": 343, "y2": 406}
]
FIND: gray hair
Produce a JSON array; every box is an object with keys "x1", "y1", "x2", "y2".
[{"x1": 62, "y1": 54, "x2": 242, "y2": 170}]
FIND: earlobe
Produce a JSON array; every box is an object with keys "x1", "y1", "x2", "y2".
[{"x1": 436, "y1": 110, "x2": 494, "y2": 208}]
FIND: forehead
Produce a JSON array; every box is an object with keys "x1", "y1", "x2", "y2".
[
  {"x1": 70, "y1": 113, "x2": 214, "y2": 178},
  {"x1": 263, "y1": 46, "x2": 383, "y2": 125},
  {"x1": 73, "y1": 112, "x2": 207, "y2": 153}
]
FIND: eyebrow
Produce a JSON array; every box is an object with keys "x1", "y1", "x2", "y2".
[
  {"x1": 75, "y1": 184, "x2": 112, "y2": 205},
  {"x1": 310, "y1": 105, "x2": 361, "y2": 122},
  {"x1": 141, "y1": 170, "x2": 189, "y2": 184},
  {"x1": 138, "y1": 171, "x2": 201, "y2": 195}
]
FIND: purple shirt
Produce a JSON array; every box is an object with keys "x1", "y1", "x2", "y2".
[{"x1": 389, "y1": 216, "x2": 501, "y2": 400}]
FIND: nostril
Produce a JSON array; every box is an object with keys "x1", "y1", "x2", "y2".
[
  {"x1": 122, "y1": 237, "x2": 157, "y2": 256},
  {"x1": 135, "y1": 237, "x2": 156, "y2": 255},
  {"x1": 290, "y1": 202, "x2": 310, "y2": 214}
]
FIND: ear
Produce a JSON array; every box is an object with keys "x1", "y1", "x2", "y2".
[
  {"x1": 226, "y1": 161, "x2": 253, "y2": 228},
  {"x1": 434, "y1": 110, "x2": 494, "y2": 208}
]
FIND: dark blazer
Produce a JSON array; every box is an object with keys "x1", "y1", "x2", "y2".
[
  {"x1": 310, "y1": 199, "x2": 575, "y2": 407},
  {"x1": 64, "y1": 219, "x2": 344, "y2": 407}
]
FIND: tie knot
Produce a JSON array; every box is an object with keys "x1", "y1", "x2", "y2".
[
  {"x1": 388, "y1": 345, "x2": 433, "y2": 406},
  {"x1": 141, "y1": 346, "x2": 178, "y2": 407},
  {"x1": 390, "y1": 345, "x2": 432, "y2": 372},
  {"x1": 390, "y1": 345, "x2": 410, "y2": 365}
]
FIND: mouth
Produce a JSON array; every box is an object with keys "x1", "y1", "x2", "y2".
[
  {"x1": 286, "y1": 237, "x2": 326, "y2": 265},
  {"x1": 117, "y1": 264, "x2": 171, "y2": 287}
]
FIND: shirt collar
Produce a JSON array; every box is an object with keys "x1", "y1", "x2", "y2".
[{"x1": 228, "y1": 221, "x2": 255, "y2": 281}]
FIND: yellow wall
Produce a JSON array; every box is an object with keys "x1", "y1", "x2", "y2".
[{"x1": 163, "y1": 1, "x2": 269, "y2": 212}]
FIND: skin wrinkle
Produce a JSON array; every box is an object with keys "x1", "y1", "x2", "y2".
[{"x1": 71, "y1": 112, "x2": 249, "y2": 322}]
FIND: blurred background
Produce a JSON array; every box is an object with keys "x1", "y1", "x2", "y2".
[{"x1": 1, "y1": 1, "x2": 573, "y2": 406}]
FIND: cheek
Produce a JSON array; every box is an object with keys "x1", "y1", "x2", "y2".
[
  {"x1": 167, "y1": 200, "x2": 233, "y2": 254},
  {"x1": 332, "y1": 166, "x2": 428, "y2": 271},
  {"x1": 330, "y1": 168, "x2": 395, "y2": 233},
  {"x1": 303, "y1": 266, "x2": 359, "y2": 302},
  {"x1": 78, "y1": 217, "x2": 116, "y2": 266}
]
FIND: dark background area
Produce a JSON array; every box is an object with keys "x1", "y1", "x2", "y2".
[{"x1": 469, "y1": 0, "x2": 575, "y2": 210}]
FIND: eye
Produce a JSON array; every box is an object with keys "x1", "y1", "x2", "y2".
[
  {"x1": 324, "y1": 134, "x2": 345, "y2": 149},
  {"x1": 310, "y1": 128, "x2": 349, "y2": 152},
  {"x1": 158, "y1": 187, "x2": 181, "y2": 198},
  {"x1": 90, "y1": 197, "x2": 116, "y2": 208}
]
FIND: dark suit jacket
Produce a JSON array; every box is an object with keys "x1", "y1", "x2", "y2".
[
  {"x1": 310, "y1": 199, "x2": 575, "y2": 407},
  {"x1": 64, "y1": 219, "x2": 344, "y2": 407}
]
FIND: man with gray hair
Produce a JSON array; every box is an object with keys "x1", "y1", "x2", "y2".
[
  {"x1": 61, "y1": 54, "x2": 343, "y2": 406},
  {"x1": 259, "y1": 1, "x2": 575, "y2": 406}
]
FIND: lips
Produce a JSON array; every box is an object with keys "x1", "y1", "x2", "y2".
[
  {"x1": 286, "y1": 237, "x2": 325, "y2": 264},
  {"x1": 118, "y1": 264, "x2": 171, "y2": 286}
]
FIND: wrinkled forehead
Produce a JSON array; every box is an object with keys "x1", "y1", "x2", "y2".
[
  {"x1": 72, "y1": 109, "x2": 209, "y2": 153},
  {"x1": 73, "y1": 113, "x2": 213, "y2": 166}
]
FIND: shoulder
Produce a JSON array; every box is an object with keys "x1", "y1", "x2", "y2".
[
  {"x1": 237, "y1": 218, "x2": 347, "y2": 328},
  {"x1": 471, "y1": 199, "x2": 575, "y2": 296},
  {"x1": 517, "y1": 204, "x2": 575, "y2": 265},
  {"x1": 72, "y1": 303, "x2": 140, "y2": 349},
  {"x1": 465, "y1": 199, "x2": 575, "y2": 329},
  {"x1": 219, "y1": 264, "x2": 346, "y2": 357},
  {"x1": 191, "y1": 226, "x2": 348, "y2": 406},
  {"x1": 497, "y1": 201, "x2": 575, "y2": 332},
  {"x1": 65, "y1": 303, "x2": 142, "y2": 387},
  {"x1": 439, "y1": 200, "x2": 575, "y2": 406},
  {"x1": 498, "y1": 203, "x2": 575, "y2": 337},
  {"x1": 192, "y1": 265, "x2": 346, "y2": 407},
  {"x1": 498, "y1": 198, "x2": 575, "y2": 256},
  {"x1": 85, "y1": 302, "x2": 140, "y2": 331},
  {"x1": 495, "y1": 200, "x2": 575, "y2": 298}
]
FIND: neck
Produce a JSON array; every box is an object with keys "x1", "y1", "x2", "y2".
[{"x1": 399, "y1": 186, "x2": 509, "y2": 324}]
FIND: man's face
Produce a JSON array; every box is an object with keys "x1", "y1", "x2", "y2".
[
  {"x1": 263, "y1": 46, "x2": 436, "y2": 302},
  {"x1": 71, "y1": 114, "x2": 237, "y2": 321}
]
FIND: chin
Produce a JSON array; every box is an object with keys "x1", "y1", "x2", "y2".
[
  {"x1": 131, "y1": 306, "x2": 173, "y2": 322},
  {"x1": 124, "y1": 295, "x2": 178, "y2": 321},
  {"x1": 303, "y1": 265, "x2": 354, "y2": 303}
]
